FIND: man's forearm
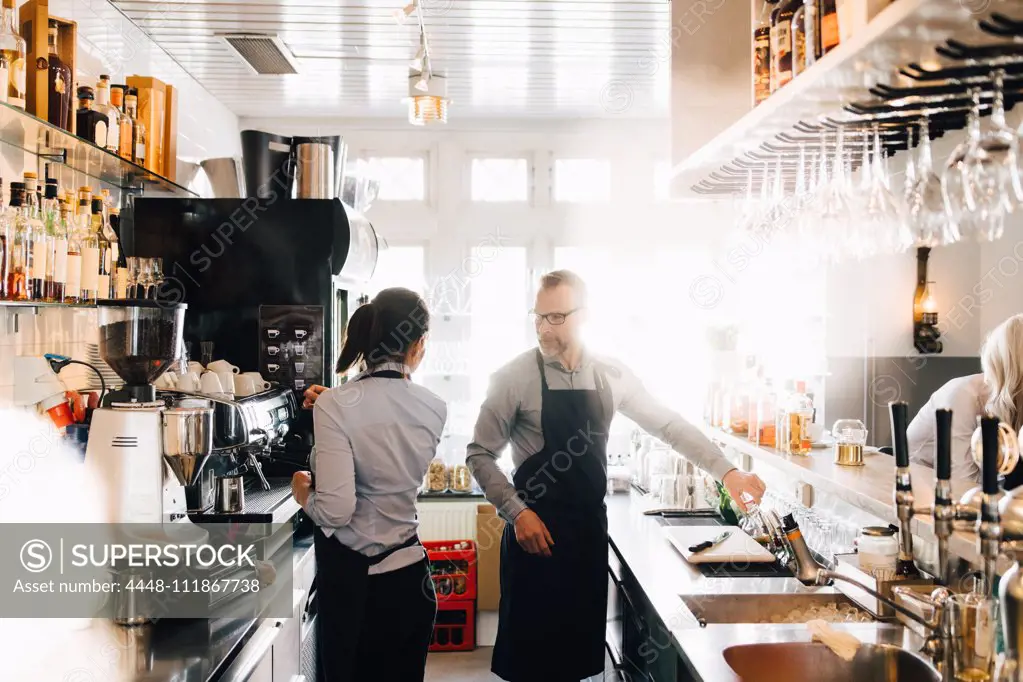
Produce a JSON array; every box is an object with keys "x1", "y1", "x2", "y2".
[{"x1": 466, "y1": 452, "x2": 528, "y2": 522}]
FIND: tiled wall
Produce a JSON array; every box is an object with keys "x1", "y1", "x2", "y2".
[{"x1": 0, "y1": 307, "x2": 99, "y2": 409}]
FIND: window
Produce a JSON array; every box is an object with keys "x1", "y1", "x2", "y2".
[
  {"x1": 553, "y1": 158, "x2": 611, "y2": 203},
  {"x1": 361, "y1": 156, "x2": 426, "y2": 201},
  {"x1": 471, "y1": 158, "x2": 529, "y2": 202},
  {"x1": 366, "y1": 245, "x2": 426, "y2": 299}
]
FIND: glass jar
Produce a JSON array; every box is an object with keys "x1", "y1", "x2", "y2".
[
  {"x1": 424, "y1": 457, "x2": 448, "y2": 492},
  {"x1": 857, "y1": 525, "x2": 899, "y2": 574},
  {"x1": 832, "y1": 418, "x2": 868, "y2": 466},
  {"x1": 449, "y1": 464, "x2": 472, "y2": 493}
]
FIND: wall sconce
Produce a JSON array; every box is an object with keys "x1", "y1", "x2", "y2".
[{"x1": 913, "y1": 247, "x2": 942, "y2": 354}]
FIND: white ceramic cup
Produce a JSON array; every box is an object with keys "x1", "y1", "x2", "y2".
[
  {"x1": 294, "y1": 362, "x2": 305, "y2": 373},
  {"x1": 215, "y1": 370, "x2": 236, "y2": 398},
  {"x1": 187, "y1": 361, "x2": 205, "y2": 374},
  {"x1": 178, "y1": 372, "x2": 202, "y2": 393},
  {"x1": 199, "y1": 372, "x2": 224, "y2": 396},
  {"x1": 234, "y1": 375, "x2": 257, "y2": 397},
  {"x1": 240, "y1": 372, "x2": 271, "y2": 391},
  {"x1": 207, "y1": 359, "x2": 239, "y2": 374},
  {"x1": 267, "y1": 363, "x2": 280, "y2": 374}
]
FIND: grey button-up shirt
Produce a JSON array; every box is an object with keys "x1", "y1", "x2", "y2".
[
  {"x1": 466, "y1": 348, "x2": 736, "y2": 522},
  {"x1": 304, "y1": 362, "x2": 447, "y2": 574}
]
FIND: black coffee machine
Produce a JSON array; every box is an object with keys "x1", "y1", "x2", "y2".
[{"x1": 121, "y1": 196, "x2": 380, "y2": 465}]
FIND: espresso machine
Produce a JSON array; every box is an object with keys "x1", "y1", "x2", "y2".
[{"x1": 85, "y1": 301, "x2": 213, "y2": 524}]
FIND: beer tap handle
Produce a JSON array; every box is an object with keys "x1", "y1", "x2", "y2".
[
  {"x1": 935, "y1": 409, "x2": 953, "y2": 482},
  {"x1": 981, "y1": 416, "x2": 1000, "y2": 496},
  {"x1": 934, "y1": 408, "x2": 954, "y2": 586},
  {"x1": 890, "y1": 401, "x2": 910, "y2": 469},
  {"x1": 889, "y1": 401, "x2": 920, "y2": 577},
  {"x1": 979, "y1": 415, "x2": 1002, "y2": 597}
]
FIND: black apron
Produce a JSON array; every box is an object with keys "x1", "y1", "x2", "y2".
[
  {"x1": 313, "y1": 369, "x2": 427, "y2": 682},
  {"x1": 493, "y1": 350, "x2": 614, "y2": 682}
]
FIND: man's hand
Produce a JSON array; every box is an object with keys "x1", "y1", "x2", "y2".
[
  {"x1": 302, "y1": 385, "x2": 328, "y2": 410},
  {"x1": 722, "y1": 469, "x2": 766, "y2": 512},
  {"x1": 514, "y1": 509, "x2": 554, "y2": 557},
  {"x1": 291, "y1": 471, "x2": 313, "y2": 506}
]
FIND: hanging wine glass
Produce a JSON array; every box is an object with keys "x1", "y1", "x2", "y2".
[
  {"x1": 964, "y1": 68, "x2": 1017, "y2": 242},
  {"x1": 942, "y1": 87, "x2": 982, "y2": 243},
  {"x1": 817, "y1": 129, "x2": 854, "y2": 263},
  {"x1": 908, "y1": 118, "x2": 948, "y2": 248},
  {"x1": 869, "y1": 124, "x2": 912, "y2": 255}
]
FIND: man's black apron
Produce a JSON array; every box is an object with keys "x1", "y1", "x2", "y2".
[
  {"x1": 493, "y1": 350, "x2": 613, "y2": 682},
  {"x1": 313, "y1": 369, "x2": 426, "y2": 682}
]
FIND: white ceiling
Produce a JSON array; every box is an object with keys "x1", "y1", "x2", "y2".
[{"x1": 110, "y1": 0, "x2": 671, "y2": 120}]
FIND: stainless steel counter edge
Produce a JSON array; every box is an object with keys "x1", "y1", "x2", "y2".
[
  {"x1": 702, "y1": 426, "x2": 982, "y2": 565},
  {"x1": 605, "y1": 491, "x2": 922, "y2": 682}
]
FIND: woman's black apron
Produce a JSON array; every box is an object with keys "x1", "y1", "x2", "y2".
[
  {"x1": 312, "y1": 369, "x2": 425, "y2": 682},
  {"x1": 492, "y1": 350, "x2": 614, "y2": 682}
]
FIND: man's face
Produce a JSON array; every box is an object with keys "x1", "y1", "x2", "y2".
[{"x1": 534, "y1": 284, "x2": 584, "y2": 356}]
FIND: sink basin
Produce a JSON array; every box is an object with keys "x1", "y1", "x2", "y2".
[
  {"x1": 681, "y1": 593, "x2": 867, "y2": 624},
  {"x1": 723, "y1": 642, "x2": 940, "y2": 682}
]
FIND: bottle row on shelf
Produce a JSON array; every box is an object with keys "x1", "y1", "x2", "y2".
[
  {"x1": 704, "y1": 358, "x2": 819, "y2": 456},
  {"x1": 0, "y1": 173, "x2": 124, "y2": 305}
]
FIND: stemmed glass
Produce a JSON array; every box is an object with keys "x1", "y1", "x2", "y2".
[
  {"x1": 964, "y1": 68, "x2": 1018, "y2": 242},
  {"x1": 943, "y1": 88, "x2": 983, "y2": 242},
  {"x1": 907, "y1": 118, "x2": 950, "y2": 248},
  {"x1": 126, "y1": 257, "x2": 142, "y2": 298},
  {"x1": 816, "y1": 129, "x2": 854, "y2": 263}
]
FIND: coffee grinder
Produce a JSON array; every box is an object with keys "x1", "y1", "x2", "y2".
[{"x1": 85, "y1": 301, "x2": 213, "y2": 523}]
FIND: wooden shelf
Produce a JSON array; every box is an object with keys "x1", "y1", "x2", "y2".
[
  {"x1": 671, "y1": 0, "x2": 990, "y2": 196},
  {"x1": 0, "y1": 100, "x2": 195, "y2": 197}
]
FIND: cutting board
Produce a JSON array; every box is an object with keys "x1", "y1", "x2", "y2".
[{"x1": 663, "y1": 526, "x2": 777, "y2": 564}]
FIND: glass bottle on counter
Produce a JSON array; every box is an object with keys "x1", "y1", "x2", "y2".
[
  {"x1": 24, "y1": 174, "x2": 49, "y2": 301},
  {"x1": 769, "y1": 0, "x2": 800, "y2": 92},
  {"x1": 752, "y1": 0, "x2": 775, "y2": 105},
  {"x1": 78, "y1": 199, "x2": 101, "y2": 303},
  {"x1": 0, "y1": 0, "x2": 26, "y2": 109},
  {"x1": 43, "y1": 179, "x2": 65, "y2": 302},
  {"x1": 125, "y1": 89, "x2": 147, "y2": 167},
  {"x1": 95, "y1": 77, "x2": 121, "y2": 155},
  {"x1": 46, "y1": 20, "x2": 72, "y2": 131},
  {"x1": 747, "y1": 366, "x2": 765, "y2": 443},
  {"x1": 63, "y1": 196, "x2": 81, "y2": 304},
  {"x1": 92, "y1": 198, "x2": 112, "y2": 300},
  {"x1": 76, "y1": 86, "x2": 109, "y2": 148},
  {"x1": 111, "y1": 85, "x2": 134, "y2": 162},
  {"x1": 756, "y1": 378, "x2": 778, "y2": 448},
  {"x1": 775, "y1": 379, "x2": 794, "y2": 453},
  {"x1": 785, "y1": 381, "x2": 814, "y2": 455},
  {"x1": 5, "y1": 183, "x2": 28, "y2": 301}
]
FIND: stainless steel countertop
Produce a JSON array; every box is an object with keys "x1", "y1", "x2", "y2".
[
  {"x1": 605, "y1": 490, "x2": 925, "y2": 682},
  {"x1": 1, "y1": 532, "x2": 314, "y2": 682}
]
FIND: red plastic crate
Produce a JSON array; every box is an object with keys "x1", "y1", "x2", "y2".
[
  {"x1": 430, "y1": 599, "x2": 476, "y2": 652},
  {"x1": 424, "y1": 540, "x2": 477, "y2": 602}
]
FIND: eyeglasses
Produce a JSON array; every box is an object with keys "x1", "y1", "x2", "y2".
[{"x1": 531, "y1": 308, "x2": 580, "y2": 326}]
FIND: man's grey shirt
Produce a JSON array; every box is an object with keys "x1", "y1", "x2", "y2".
[{"x1": 466, "y1": 348, "x2": 736, "y2": 521}]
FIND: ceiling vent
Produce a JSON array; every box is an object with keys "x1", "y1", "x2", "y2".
[{"x1": 217, "y1": 33, "x2": 300, "y2": 75}]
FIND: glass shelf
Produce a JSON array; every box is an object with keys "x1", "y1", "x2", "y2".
[
  {"x1": 0, "y1": 100, "x2": 196, "y2": 197},
  {"x1": 0, "y1": 300, "x2": 95, "y2": 309}
]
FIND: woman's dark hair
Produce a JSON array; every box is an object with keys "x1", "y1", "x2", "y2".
[{"x1": 336, "y1": 287, "x2": 430, "y2": 374}]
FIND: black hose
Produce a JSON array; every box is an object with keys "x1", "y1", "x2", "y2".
[{"x1": 64, "y1": 360, "x2": 107, "y2": 406}]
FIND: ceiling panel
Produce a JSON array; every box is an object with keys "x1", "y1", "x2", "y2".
[{"x1": 110, "y1": 0, "x2": 670, "y2": 119}]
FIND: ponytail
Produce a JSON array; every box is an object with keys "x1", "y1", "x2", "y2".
[
  {"x1": 336, "y1": 302, "x2": 376, "y2": 374},
  {"x1": 335, "y1": 288, "x2": 431, "y2": 375}
]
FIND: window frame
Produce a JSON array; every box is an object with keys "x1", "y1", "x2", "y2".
[
  {"x1": 466, "y1": 153, "x2": 535, "y2": 205},
  {"x1": 550, "y1": 156, "x2": 613, "y2": 204},
  {"x1": 352, "y1": 151, "x2": 431, "y2": 204}
]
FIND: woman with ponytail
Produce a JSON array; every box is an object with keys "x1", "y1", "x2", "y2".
[{"x1": 291, "y1": 287, "x2": 446, "y2": 681}]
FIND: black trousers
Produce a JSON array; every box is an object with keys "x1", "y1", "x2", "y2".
[{"x1": 316, "y1": 535, "x2": 437, "y2": 682}]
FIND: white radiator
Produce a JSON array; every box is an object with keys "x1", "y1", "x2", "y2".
[{"x1": 416, "y1": 500, "x2": 479, "y2": 541}]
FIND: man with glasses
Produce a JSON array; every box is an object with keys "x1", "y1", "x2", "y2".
[{"x1": 467, "y1": 269, "x2": 766, "y2": 682}]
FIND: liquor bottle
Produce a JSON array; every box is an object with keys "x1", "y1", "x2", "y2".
[
  {"x1": 24, "y1": 174, "x2": 48, "y2": 301},
  {"x1": 109, "y1": 207, "x2": 127, "y2": 298},
  {"x1": 46, "y1": 21, "x2": 72, "y2": 131},
  {"x1": 753, "y1": 0, "x2": 775, "y2": 105},
  {"x1": 111, "y1": 85, "x2": 134, "y2": 162},
  {"x1": 6, "y1": 183, "x2": 28, "y2": 301},
  {"x1": 770, "y1": 0, "x2": 800, "y2": 91},
  {"x1": 791, "y1": 0, "x2": 809, "y2": 78},
  {"x1": 0, "y1": 179, "x2": 8, "y2": 298},
  {"x1": 818, "y1": 0, "x2": 840, "y2": 56},
  {"x1": 785, "y1": 381, "x2": 814, "y2": 455},
  {"x1": 94, "y1": 77, "x2": 121, "y2": 155},
  {"x1": 76, "y1": 86, "x2": 109, "y2": 148},
  {"x1": 43, "y1": 179, "x2": 65, "y2": 302},
  {"x1": 79, "y1": 199, "x2": 101, "y2": 303},
  {"x1": 756, "y1": 378, "x2": 777, "y2": 448},
  {"x1": 125, "y1": 89, "x2": 147, "y2": 167},
  {"x1": 92, "y1": 199, "x2": 111, "y2": 301},
  {"x1": 0, "y1": 0, "x2": 26, "y2": 109},
  {"x1": 63, "y1": 197, "x2": 81, "y2": 304}
]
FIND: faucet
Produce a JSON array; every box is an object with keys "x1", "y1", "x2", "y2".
[{"x1": 890, "y1": 402, "x2": 923, "y2": 578}]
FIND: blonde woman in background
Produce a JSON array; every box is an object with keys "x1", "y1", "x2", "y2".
[{"x1": 907, "y1": 314, "x2": 1023, "y2": 481}]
